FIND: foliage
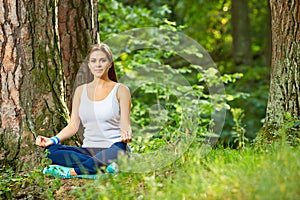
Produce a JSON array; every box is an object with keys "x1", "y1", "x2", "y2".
[
  {"x1": 99, "y1": 0, "x2": 272, "y2": 145},
  {"x1": 230, "y1": 108, "x2": 247, "y2": 149},
  {"x1": 99, "y1": 0, "x2": 168, "y2": 41},
  {"x1": 178, "y1": 0, "x2": 269, "y2": 140},
  {"x1": 114, "y1": 0, "x2": 271, "y2": 143},
  {"x1": 249, "y1": 0, "x2": 270, "y2": 55},
  {"x1": 0, "y1": 151, "x2": 61, "y2": 199},
  {"x1": 98, "y1": 0, "x2": 250, "y2": 154}
]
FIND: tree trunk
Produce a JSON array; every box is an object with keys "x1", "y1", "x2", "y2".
[
  {"x1": 0, "y1": 0, "x2": 98, "y2": 168},
  {"x1": 58, "y1": 0, "x2": 98, "y2": 110},
  {"x1": 265, "y1": 0, "x2": 300, "y2": 126},
  {"x1": 231, "y1": 0, "x2": 253, "y2": 67}
]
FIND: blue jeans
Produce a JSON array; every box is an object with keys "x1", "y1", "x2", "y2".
[{"x1": 46, "y1": 142, "x2": 127, "y2": 175}]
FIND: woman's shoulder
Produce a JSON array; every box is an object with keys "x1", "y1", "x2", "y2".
[
  {"x1": 116, "y1": 83, "x2": 131, "y2": 99},
  {"x1": 76, "y1": 84, "x2": 85, "y2": 91},
  {"x1": 117, "y1": 83, "x2": 130, "y2": 92},
  {"x1": 73, "y1": 84, "x2": 85, "y2": 97}
]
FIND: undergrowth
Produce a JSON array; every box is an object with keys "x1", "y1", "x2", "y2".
[
  {"x1": 0, "y1": 151, "x2": 62, "y2": 199},
  {"x1": 1, "y1": 130, "x2": 299, "y2": 200},
  {"x1": 70, "y1": 140, "x2": 300, "y2": 200}
]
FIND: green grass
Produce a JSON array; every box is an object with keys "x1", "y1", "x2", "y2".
[
  {"x1": 1, "y1": 140, "x2": 299, "y2": 199},
  {"x1": 70, "y1": 141, "x2": 300, "y2": 200}
]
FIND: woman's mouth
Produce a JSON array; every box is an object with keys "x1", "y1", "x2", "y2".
[{"x1": 94, "y1": 68, "x2": 104, "y2": 73}]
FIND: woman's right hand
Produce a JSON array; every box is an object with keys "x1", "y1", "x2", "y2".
[{"x1": 35, "y1": 136, "x2": 54, "y2": 148}]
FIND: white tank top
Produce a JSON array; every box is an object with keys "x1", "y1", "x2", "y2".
[{"x1": 79, "y1": 83, "x2": 121, "y2": 148}]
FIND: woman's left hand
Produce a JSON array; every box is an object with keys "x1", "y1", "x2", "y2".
[{"x1": 121, "y1": 129, "x2": 132, "y2": 143}]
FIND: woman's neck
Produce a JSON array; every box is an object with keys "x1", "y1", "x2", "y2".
[{"x1": 90, "y1": 78, "x2": 112, "y2": 88}]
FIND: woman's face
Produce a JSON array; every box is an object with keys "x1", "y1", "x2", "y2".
[{"x1": 88, "y1": 50, "x2": 111, "y2": 78}]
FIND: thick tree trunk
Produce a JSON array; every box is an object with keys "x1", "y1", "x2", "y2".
[
  {"x1": 0, "y1": 0, "x2": 24, "y2": 164},
  {"x1": 231, "y1": 0, "x2": 253, "y2": 67},
  {"x1": 0, "y1": 0, "x2": 98, "y2": 168},
  {"x1": 265, "y1": 0, "x2": 300, "y2": 126},
  {"x1": 58, "y1": 0, "x2": 98, "y2": 109}
]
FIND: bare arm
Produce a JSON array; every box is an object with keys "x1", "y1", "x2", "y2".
[
  {"x1": 36, "y1": 86, "x2": 82, "y2": 147},
  {"x1": 56, "y1": 86, "x2": 82, "y2": 141},
  {"x1": 117, "y1": 84, "x2": 132, "y2": 143}
]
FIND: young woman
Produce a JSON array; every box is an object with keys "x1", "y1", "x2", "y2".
[{"x1": 35, "y1": 43, "x2": 132, "y2": 178}]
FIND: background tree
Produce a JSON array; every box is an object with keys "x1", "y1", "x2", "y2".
[
  {"x1": 0, "y1": 0, "x2": 98, "y2": 168},
  {"x1": 265, "y1": 0, "x2": 300, "y2": 127},
  {"x1": 231, "y1": 0, "x2": 252, "y2": 67}
]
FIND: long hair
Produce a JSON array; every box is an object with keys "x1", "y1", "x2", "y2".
[{"x1": 86, "y1": 43, "x2": 118, "y2": 82}]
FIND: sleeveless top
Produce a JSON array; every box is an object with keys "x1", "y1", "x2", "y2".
[{"x1": 78, "y1": 83, "x2": 121, "y2": 148}]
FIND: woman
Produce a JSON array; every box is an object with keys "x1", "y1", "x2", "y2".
[{"x1": 35, "y1": 43, "x2": 132, "y2": 178}]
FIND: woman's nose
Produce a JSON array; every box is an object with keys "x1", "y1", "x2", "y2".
[{"x1": 96, "y1": 61, "x2": 103, "y2": 67}]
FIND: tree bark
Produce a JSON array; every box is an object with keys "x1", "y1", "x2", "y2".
[
  {"x1": 0, "y1": 0, "x2": 98, "y2": 168},
  {"x1": 0, "y1": 0, "x2": 24, "y2": 164},
  {"x1": 265, "y1": 0, "x2": 300, "y2": 126},
  {"x1": 231, "y1": 0, "x2": 253, "y2": 67},
  {"x1": 58, "y1": 0, "x2": 98, "y2": 110}
]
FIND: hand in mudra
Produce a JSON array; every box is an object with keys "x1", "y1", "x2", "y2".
[
  {"x1": 35, "y1": 136, "x2": 54, "y2": 147},
  {"x1": 121, "y1": 129, "x2": 132, "y2": 143}
]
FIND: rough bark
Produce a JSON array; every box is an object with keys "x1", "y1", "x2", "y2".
[
  {"x1": 58, "y1": 0, "x2": 98, "y2": 109},
  {"x1": 231, "y1": 0, "x2": 253, "y2": 67},
  {"x1": 0, "y1": 0, "x2": 24, "y2": 164},
  {"x1": 0, "y1": 0, "x2": 98, "y2": 168},
  {"x1": 265, "y1": 0, "x2": 300, "y2": 126}
]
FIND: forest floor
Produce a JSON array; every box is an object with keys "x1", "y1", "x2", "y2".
[
  {"x1": 1, "y1": 139, "x2": 300, "y2": 200},
  {"x1": 54, "y1": 179, "x2": 90, "y2": 200}
]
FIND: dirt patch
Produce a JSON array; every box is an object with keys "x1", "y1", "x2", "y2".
[{"x1": 53, "y1": 178, "x2": 93, "y2": 200}]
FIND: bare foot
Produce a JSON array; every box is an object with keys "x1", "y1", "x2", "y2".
[{"x1": 70, "y1": 168, "x2": 78, "y2": 176}]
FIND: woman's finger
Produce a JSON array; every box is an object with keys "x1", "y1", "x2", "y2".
[
  {"x1": 35, "y1": 136, "x2": 42, "y2": 145},
  {"x1": 121, "y1": 134, "x2": 126, "y2": 143},
  {"x1": 121, "y1": 129, "x2": 132, "y2": 143}
]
